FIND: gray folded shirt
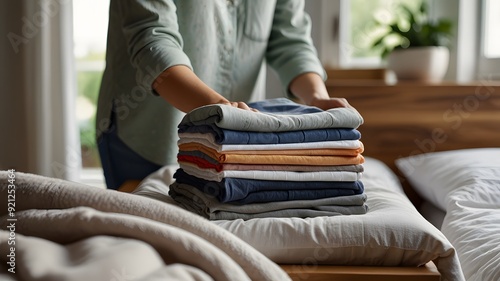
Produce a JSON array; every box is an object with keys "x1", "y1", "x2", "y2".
[
  {"x1": 178, "y1": 98, "x2": 364, "y2": 132},
  {"x1": 169, "y1": 182, "x2": 368, "y2": 220}
]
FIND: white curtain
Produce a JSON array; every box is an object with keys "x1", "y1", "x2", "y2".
[{"x1": 0, "y1": 0, "x2": 80, "y2": 181}]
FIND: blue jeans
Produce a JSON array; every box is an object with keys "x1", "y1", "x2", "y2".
[{"x1": 97, "y1": 115, "x2": 162, "y2": 190}]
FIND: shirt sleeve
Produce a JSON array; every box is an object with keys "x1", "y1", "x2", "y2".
[
  {"x1": 116, "y1": 0, "x2": 192, "y2": 93},
  {"x1": 265, "y1": 0, "x2": 327, "y2": 96}
]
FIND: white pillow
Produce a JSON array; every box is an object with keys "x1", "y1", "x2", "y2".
[{"x1": 395, "y1": 148, "x2": 500, "y2": 211}]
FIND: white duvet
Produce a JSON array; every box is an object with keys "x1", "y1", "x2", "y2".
[
  {"x1": 396, "y1": 148, "x2": 500, "y2": 281},
  {"x1": 441, "y1": 172, "x2": 500, "y2": 281}
]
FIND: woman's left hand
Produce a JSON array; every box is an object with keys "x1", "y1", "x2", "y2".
[{"x1": 307, "y1": 96, "x2": 352, "y2": 110}]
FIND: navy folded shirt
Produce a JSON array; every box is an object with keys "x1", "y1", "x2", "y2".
[
  {"x1": 179, "y1": 125, "x2": 361, "y2": 145},
  {"x1": 173, "y1": 169, "x2": 364, "y2": 204}
]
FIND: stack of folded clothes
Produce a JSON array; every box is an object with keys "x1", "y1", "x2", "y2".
[{"x1": 169, "y1": 98, "x2": 367, "y2": 220}]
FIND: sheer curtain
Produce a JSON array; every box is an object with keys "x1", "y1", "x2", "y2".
[{"x1": 0, "y1": 0, "x2": 80, "y2": 181}]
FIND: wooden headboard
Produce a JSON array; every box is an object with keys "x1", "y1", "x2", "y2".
[{"x1": 326, "y1": 81, "x2": 500, "y2": 205}]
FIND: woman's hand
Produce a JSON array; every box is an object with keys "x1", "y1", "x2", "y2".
[
  {"x1": 307, "y1": 96, "x2": 352, "y2": 110},
  {"x1": 154, "y1": 65, "x2": 258, "y2": 113},
  {"x1": 289, "y1": 72, "x2": 354, "y2": 111}
]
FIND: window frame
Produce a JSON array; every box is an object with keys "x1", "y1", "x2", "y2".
[
  {"x1": 73, "y1": 0, "x2": 110, "y2": 187},
  {"x1": 477, "y1": 0, "x2": 500, "y2": 79}
]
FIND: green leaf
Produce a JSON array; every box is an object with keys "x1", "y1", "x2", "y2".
[
  {"x1": 390, "y1": 23, "x2": 404, "y2": 35},
  {"x1": 436, "y1": 19, "x2": 452, "y2": 34},
  {"x1": 400, "y1": 5, "x2": 417, "y2": 26},
  {"x1": 420, "y1": 1, "x2": 427, "y2": 14},
  {"x1": 381, "y1": 47, "x2": 391, "y2": 59},
  {"x1": 370, "y1": 35, "x2": 386, "y2": 49}
]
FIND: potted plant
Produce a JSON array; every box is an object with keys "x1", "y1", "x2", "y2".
[{"x1": 370, "y1": 2, "x2": 453, "y2": 82}]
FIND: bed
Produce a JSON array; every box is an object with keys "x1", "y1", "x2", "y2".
[
  {"x1": 1, "y1": 81, "x2": 498, "y2": 281},
  {"x1": 134, "y1": 158, "x2": 461, "y2": 281}
]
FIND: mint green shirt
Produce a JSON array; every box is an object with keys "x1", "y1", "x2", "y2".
[{"x1": 97, "y1": 0, "x2": 326, "y2": 165}]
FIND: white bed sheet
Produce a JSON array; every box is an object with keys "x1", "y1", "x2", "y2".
[{"x1": 134, "y1": 157, "x2": 464, "y2": 281}]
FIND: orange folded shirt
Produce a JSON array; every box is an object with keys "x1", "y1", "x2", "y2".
[{"x1": 178, "y1": 143, "x2": 365, "y2": 166}]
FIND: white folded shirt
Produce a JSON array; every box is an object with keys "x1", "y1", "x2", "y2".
[{"x1": 180, "y1": 163, "x2": 362, "y2": 182}]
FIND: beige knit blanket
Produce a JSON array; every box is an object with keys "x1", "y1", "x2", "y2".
[{"x1": 0, "y1": 171, "x2": 290, "y2": 281}]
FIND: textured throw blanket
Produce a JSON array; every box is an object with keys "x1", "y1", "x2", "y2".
[{"x1": 0, "y1": 171, "x2": 291, "y2": 281}]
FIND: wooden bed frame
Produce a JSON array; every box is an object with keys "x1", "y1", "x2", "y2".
[
  {"x1": 120, "y1": 79, "x2": 500, "y2": 280},
  {"x1": 282, "y1": 262, "x2": 440, "y2": 281}
]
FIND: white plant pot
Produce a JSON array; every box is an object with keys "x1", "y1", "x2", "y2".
[{"x1": 387, "y1": 46, "x2": 450, "y2": 82}]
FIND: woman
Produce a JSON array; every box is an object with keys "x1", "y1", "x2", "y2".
[{"x1": 96, "y1": 0, "x2": 350, "y2": 189}]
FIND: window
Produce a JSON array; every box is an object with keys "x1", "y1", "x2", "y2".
[
  {"x1": 344, "y1": 0, "x2": 423, "y2": 67},
  {"x1": 73, "y1": 0, "x2": 110, "y2": 187},
  {"x1": 73, "y1": 0, "x2": 109, "y2": 169},
  {"x1": 483, "y1": 0, "x2": 500, "y2": 58},
  {"x1": 478, "y1": 0, "x2": 500, "y2": 79}
]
